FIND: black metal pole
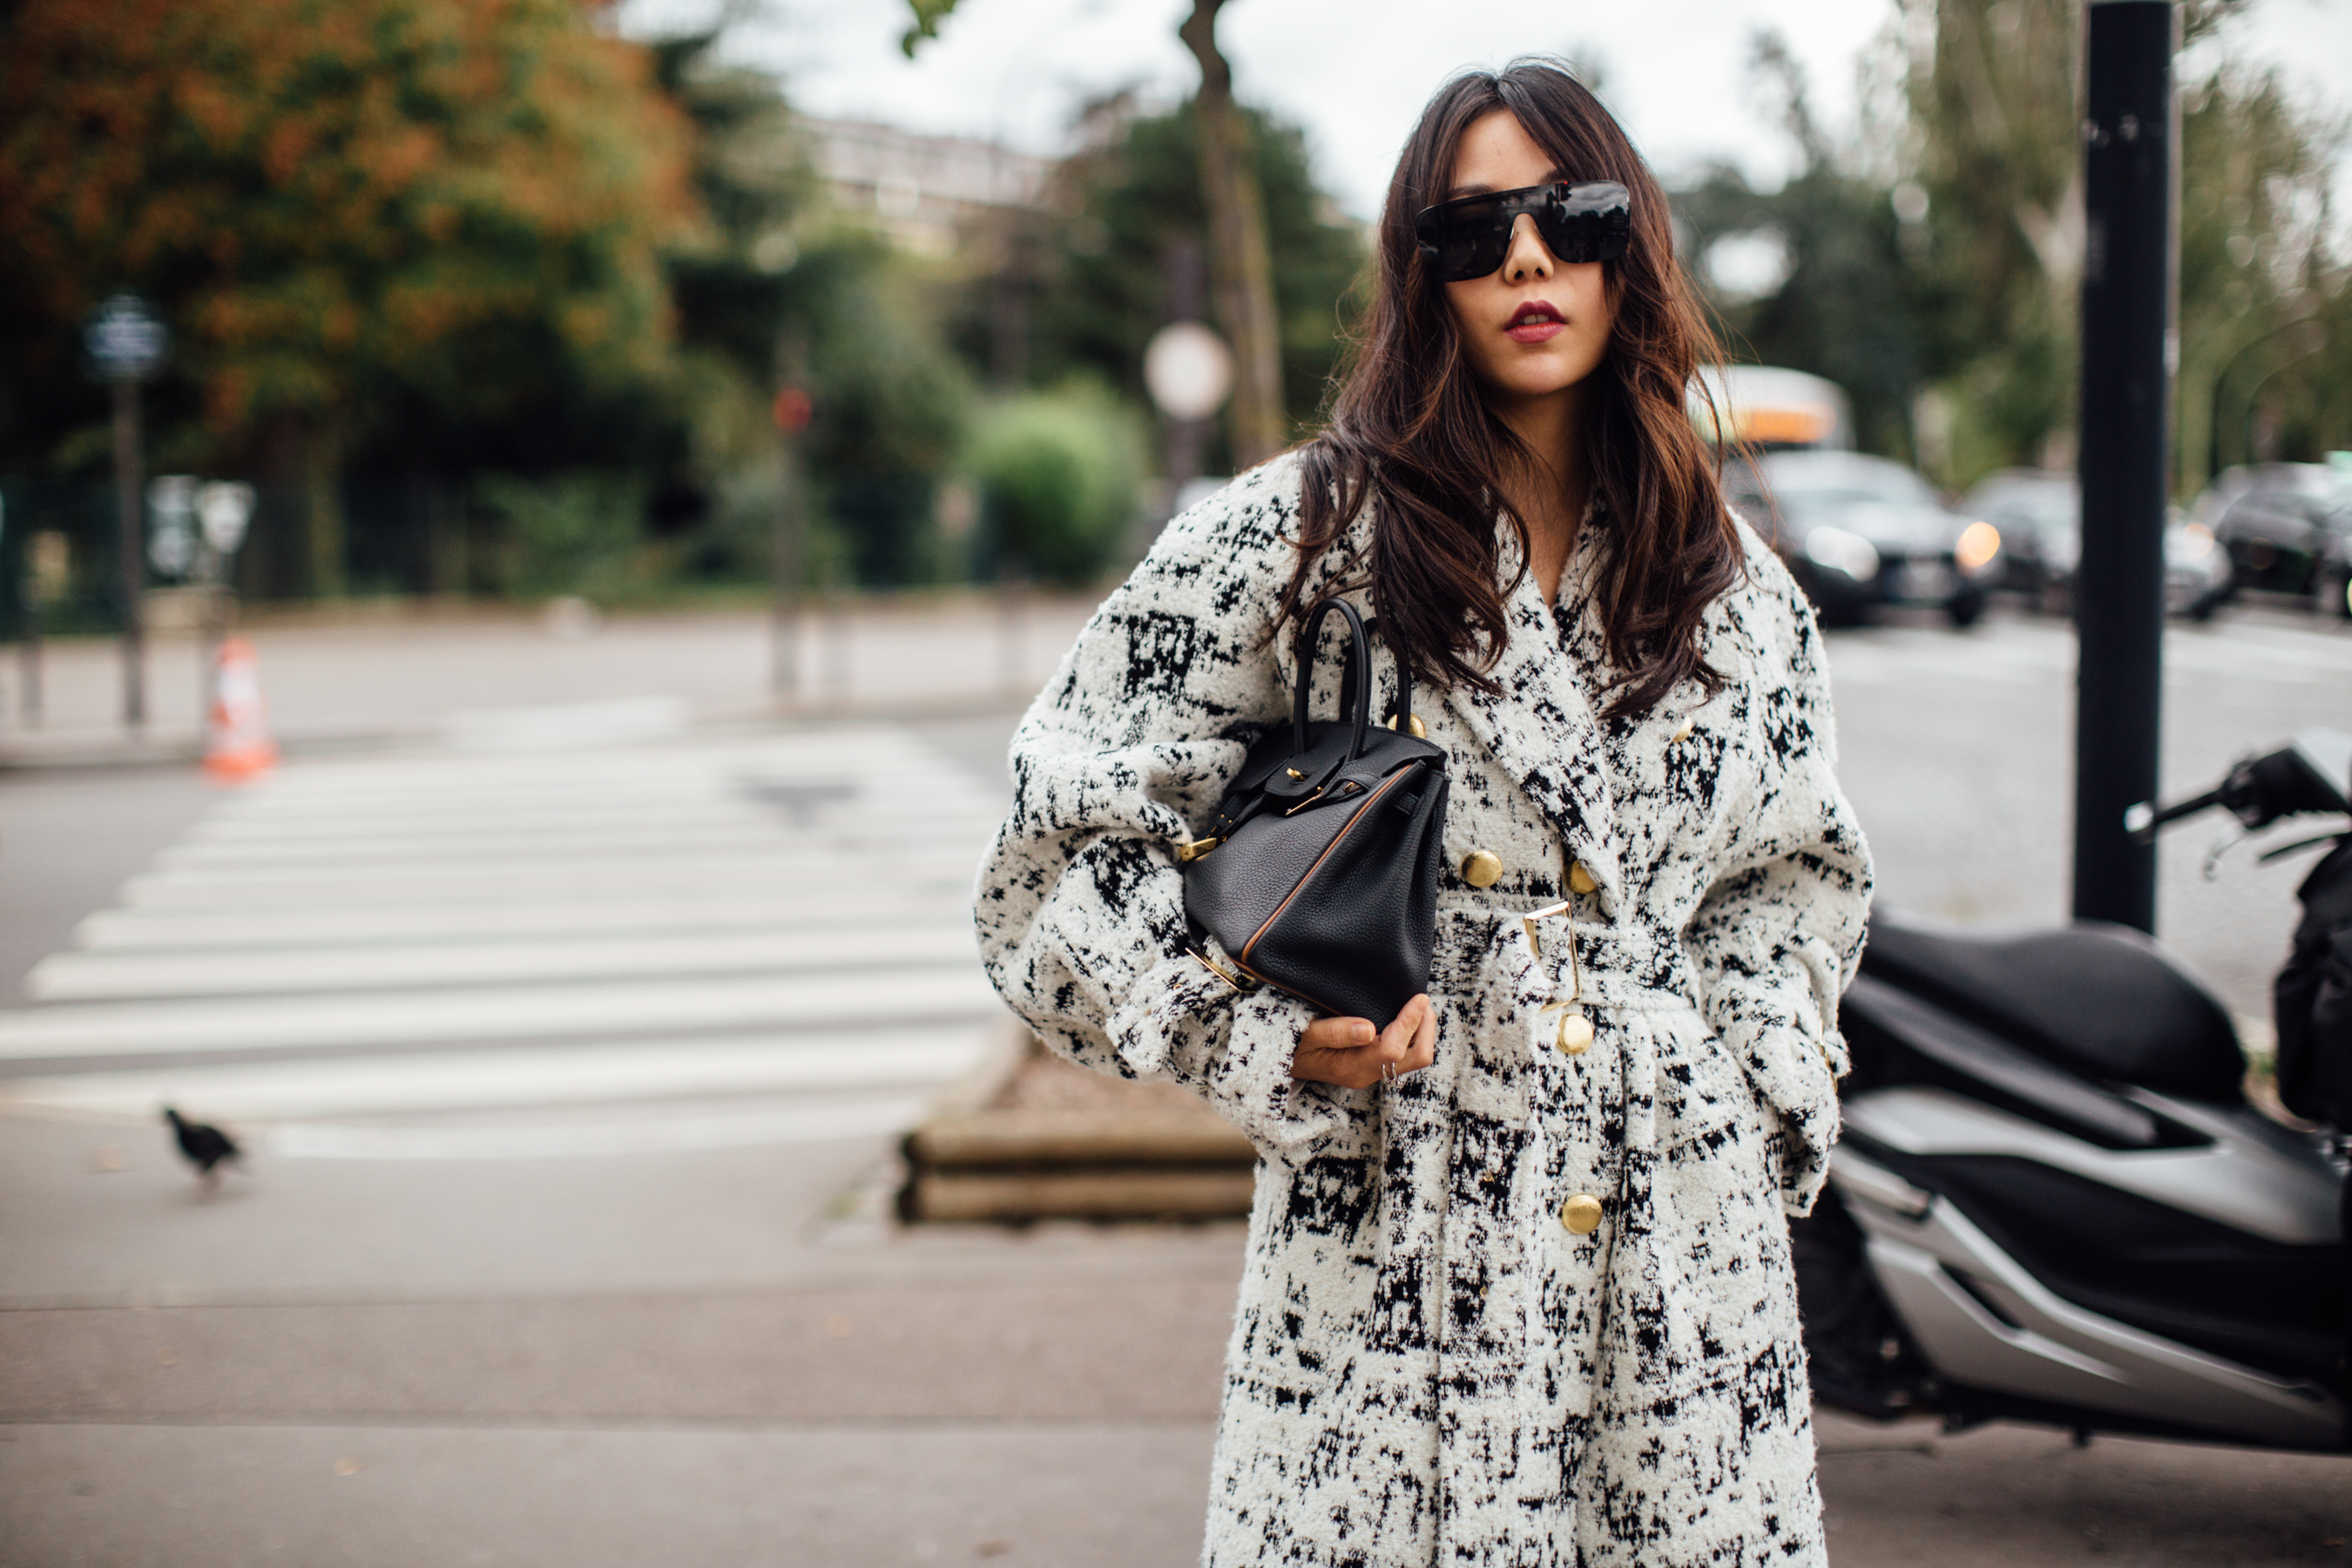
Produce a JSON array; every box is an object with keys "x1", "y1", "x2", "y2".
[
  {"x1": 2072, "y1": 0, "x2": 2176, "y2": 934},
  {"x1": 112, "y1": 379, "x2": 147, "y2": 729}
]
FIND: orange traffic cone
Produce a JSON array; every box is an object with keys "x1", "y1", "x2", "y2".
[{"x1": 204, "y1": 636, "x2": 278, "y2": 784}]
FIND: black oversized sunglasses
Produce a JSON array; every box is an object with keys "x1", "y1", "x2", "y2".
[{"x1": 1413, "y1": 180, "x2": 1632, "y2": 282}]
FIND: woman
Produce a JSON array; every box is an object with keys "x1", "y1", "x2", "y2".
[{"x1": 974, "y1": 58, "x2": 1870, "y2": 1568}]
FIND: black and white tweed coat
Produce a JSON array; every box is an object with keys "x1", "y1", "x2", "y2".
[{"x1": 974, "y1": 452, "x2": 1873, "y2": 1566}]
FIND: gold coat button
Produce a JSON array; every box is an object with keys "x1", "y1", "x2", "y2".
[
  {"x1": 1670, "y1": 719, "x2": 1694, "y2": 744},
  {"x1": 1560, "y1": 1193, "x2": 1604, "y2": 1234},
  {"x1": 1462, "y1": 850, "x2": 1503, "y2": 889},
  {"x1": 1566, "y1": 860, "x2": 1598, "y2": 896},
  {"x1": 1557, "y1": 1012, "x2": 1594, "y2": 1054}
]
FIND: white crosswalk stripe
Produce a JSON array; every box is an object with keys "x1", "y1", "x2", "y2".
[{"x1": 0, "y1": 724, "x2": 1013, "y2": 1159}]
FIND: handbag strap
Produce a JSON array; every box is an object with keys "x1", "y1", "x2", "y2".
[{"x1": 1293, "y1": 598, "x2": 1372, "y2": 760}]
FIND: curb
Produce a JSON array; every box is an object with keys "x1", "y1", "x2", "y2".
[{"x1": 897, "y1": 1032, "x2": 1258, "y2": 1225}]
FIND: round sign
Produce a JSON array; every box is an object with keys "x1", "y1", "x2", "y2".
[
  {"x1": 1143, "y1": 321, "x2": 1234, "y2": 422},
  {"x1": 197, "y1": 482, "x2": 257, "y2": 554},
  {"x1": 84, "y1": 294, "x2": 170, "y2": 382}
]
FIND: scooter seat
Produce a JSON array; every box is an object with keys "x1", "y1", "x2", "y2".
[{"x1": 1859, "y1": 915, "x2": 2246, "y2": 1102}]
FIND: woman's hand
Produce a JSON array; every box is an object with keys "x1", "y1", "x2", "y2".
[{"x1": 1290, "y1": 995, "x2": 1437, "y2": 1088}]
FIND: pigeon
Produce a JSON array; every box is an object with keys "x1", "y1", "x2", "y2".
[{"x1": 163, "y1": 1107, "x2": 241, "y2": 1193}]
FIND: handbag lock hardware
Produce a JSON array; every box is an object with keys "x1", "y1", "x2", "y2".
[
  {"x1": 1189, "y1": 946, "x2": 1261, "y2": 993},
  {"x1": 1175, "y1": 836, "x2": 1223, "y2": 862}
]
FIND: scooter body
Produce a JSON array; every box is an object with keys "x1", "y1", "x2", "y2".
[{"x1": 1800, "y1": 732, "x2": 2352, "y2": 1452}]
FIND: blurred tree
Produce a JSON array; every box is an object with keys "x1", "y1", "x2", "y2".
[
  {"x1": 901, "y1": 0, "x2": 1291, "y2": 468},
  {"x1": 1886, "y1": 0, "x2": 2348, "y2": 489},
  {"x1": 1676, "y1": 31, "x2": 1928, "y2": 463},
  {"x1": 789, "y1": 231, "x2": 978, "y2": 586},
  {"x1": 2174, "y1": 57, "x2": 2349, "y2": 483},
  {"x1": 1024, "y1": 95, "x2": 1365, "y2": 467},
  {"x1": 0, "y1": 0, "x2": 696, "y2": 597},
  {"x1": 966, "y1": 385, "x2": 1143, "y2": 585}
]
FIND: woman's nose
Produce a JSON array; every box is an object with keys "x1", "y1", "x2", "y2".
[{"x1": 1501, "y1": 213, "x2": 1555, "y2": 283}]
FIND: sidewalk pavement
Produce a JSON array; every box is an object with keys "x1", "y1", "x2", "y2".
[{"x1": 0, "y1": 592, "x2": 1101, "y2": 769}]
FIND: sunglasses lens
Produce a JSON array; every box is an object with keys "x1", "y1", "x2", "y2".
[
  {"x1": 1538, "y1": 183, "x2": 1632, "y2": 265},
  {"x1": 1423, "y1": 199, "x2": 1511, "y2": 282}
]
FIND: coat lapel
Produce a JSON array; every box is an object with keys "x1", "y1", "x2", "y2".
[{"x1": 1440, "y1": 515, "x2": 1627, "y2": 911}]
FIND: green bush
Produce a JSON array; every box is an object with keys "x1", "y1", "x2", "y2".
[
  {"x1": 476, "y1": 472, "x2": 648, "y2": 602},
  {"x1": 966, "y1": 389, "x2": 1142, "y2": 585}
]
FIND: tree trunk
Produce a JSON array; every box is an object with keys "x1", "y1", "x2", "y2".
[
  {"x1": 1179, "y1": 0, "x2": 1287, "y2": 469},
  {"x1": 301, "y1": 420, "x2": 348, "y2": 598}
]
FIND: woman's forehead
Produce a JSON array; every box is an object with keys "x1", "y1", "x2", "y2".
[{"x1": 1446, "y1": 111, "x2": 1563, "y2": 200}]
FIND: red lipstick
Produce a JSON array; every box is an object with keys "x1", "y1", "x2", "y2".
[{"x1": 1505, "y1": 300, "x2": 1564, "y2": 343}]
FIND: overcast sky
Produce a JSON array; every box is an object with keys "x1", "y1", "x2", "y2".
[{"x1": 618, "y1": 0, "x2": 2352, "y2": 221}]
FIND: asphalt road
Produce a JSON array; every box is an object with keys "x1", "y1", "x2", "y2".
[{"x1": 1, "y1": 598, "x2": 2347, "y2": 1566}]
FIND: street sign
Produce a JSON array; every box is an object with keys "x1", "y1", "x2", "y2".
[
  {"x1": 84, "y1": 294, "x2": 170, "y2": 383},
  {"x1": 197, "y1": 482, "x2": 255, "y2": 555},
  {"x1": 146, "y1": 475, "x2": 199, "y2": 578}
]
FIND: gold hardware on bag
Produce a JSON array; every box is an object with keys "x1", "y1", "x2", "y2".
[
  {"x1": 1175, "y1": 837, "x2": 1222, "y2": 862},
  {"x1": 1284, "y1": 767, "x2": 1308, "y2": 780},
  {"x1": 1387, "y1": 713, "x2": 1428, "y2": 739},
  {"x1": 1189, "y1": 947, "x2": 1259, "y2": 993}
]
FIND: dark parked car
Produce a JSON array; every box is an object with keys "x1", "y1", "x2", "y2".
[
  {"x1": 1727, "y1": 450, "x2": 2000, "y2": 626},
  {"x1": 2207, "y1": 463, "x2": 2352, "y2": 605},
  {"x1": 1956, "y1": 468, "x2": 2233, "y2": 620}
]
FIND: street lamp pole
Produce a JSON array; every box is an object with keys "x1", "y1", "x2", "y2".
[
  {"x1": 110, "y1": 380, "x2": 146, "y2": 729},
  {"x1": 2072, "y1": 0, "x2": 2178, "y2": 935}
]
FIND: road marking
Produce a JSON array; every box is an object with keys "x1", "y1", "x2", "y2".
[
  {"x1": 29, "y1": 921, "x2": 980, "y2": 1002},
  {"x1": 0, "y1": 1029, "x2": 989, "y2": 1120},
  {"x1": 71, "y1": 889, "x2": 965, "y2": 955},
  {"x1": 0, "y1": 966, "x2": 999, "y2": 1060},
  {"x1": 262, "y1": 1095, "x2": 930, "y2": 1159},
  {"x1": 118, "y1": 853, "x2": 980, "y2": 909}
]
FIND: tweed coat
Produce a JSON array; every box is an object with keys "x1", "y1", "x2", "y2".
[{"x1": 973, "y1": 452, "x2": 1873, "y2": 1567}]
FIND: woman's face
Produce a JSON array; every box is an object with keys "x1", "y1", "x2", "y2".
[{"x1": 1440, "y1": 109, "x2": 1616, "y2": 407}]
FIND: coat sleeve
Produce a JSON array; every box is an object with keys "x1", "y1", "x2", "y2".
[
  {"x1": 1684, "y1": 540, "x2": 1875, "y2": 1214},
  {"x1": 972, "y1": 461, "x2": 1376, "y2": 1166}
]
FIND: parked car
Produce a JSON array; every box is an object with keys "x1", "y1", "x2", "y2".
[
  {"x1": 2204, "y1": 462, "x2": 2352, "y2": 604},
  {"x1": 1725, "y1": 450, "x2": 2000, "y2": 627},
  {"x1": 1956, "y1": 468, "x2": 2233, "y2": 620},
  {"x1": 1956, "y1": 468, "x2": 2076, "y2": 598},
  {"x1": 2319, "y1": 527, "x2": 2352, "y2": 621}
]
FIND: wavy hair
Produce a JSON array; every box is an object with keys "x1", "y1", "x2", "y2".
[{"x1": 1287, "y1": 58, "x2": 1741, "y2": 719}]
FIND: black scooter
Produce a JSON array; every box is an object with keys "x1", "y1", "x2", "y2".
[{"x1": 1798, "y1": 729, "x2": 2352, "y2": 1451}]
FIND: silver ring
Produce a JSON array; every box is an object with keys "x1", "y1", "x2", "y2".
[{"x1": 1382, "y1": 1061, "x2": 1396, "y2": 1083}]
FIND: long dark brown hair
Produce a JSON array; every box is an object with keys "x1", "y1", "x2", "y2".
[{"x1": 1288, "y1": 59, "x2": 1741, "y2": 720}]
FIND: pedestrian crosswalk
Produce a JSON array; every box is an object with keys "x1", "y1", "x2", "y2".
[{"x1": 0, "y1": 723, "x2": 1014, "y2": 1160}]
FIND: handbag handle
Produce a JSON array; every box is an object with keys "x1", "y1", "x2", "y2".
[{"x1": 1293, "y1": 598, "x2": 1373, "y2": 760}]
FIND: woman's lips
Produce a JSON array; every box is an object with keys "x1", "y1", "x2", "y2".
[{"x1": 1505, "y1": 301, "x2": 1564, "y2": 343}]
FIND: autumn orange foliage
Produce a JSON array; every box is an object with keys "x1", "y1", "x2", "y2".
[{"x1": 0, "y1": 0, "x2": 699, "y2": 437}]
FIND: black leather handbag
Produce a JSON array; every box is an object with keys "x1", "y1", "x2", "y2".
[{"x1": 1179, "y1": 598, "x2": 1450, "y2": 1024}]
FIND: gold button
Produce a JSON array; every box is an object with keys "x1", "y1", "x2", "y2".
[
  {"x1": 1560, "y1": 1193, "x2": 1604, "y2": 1234},
  {"x1": 1557, "y1": 1012, "x2": 1594, "y2": 1054},
  {"x1": 1670, "y1": 719, "x2": 1694, "y2": 744},
  {"x1": 1462, "y1": 849, "x2": 1503, "y2": 889},
  {"x1": 1566, "y1": 860, "x2": 1598, "y2": 896}
]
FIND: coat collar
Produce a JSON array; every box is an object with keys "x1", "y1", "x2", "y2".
[
  {"x1": 1282, "y1": 479, "x2": 1629, "y2": 912},
  {"x1": 1437, "y1": 508, "x2": 1628, "y2": 913}
]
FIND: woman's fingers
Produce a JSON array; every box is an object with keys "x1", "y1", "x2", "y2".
[{"x1": 1288, "y1": 997, "x2": 1438, "y2": 1089}]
